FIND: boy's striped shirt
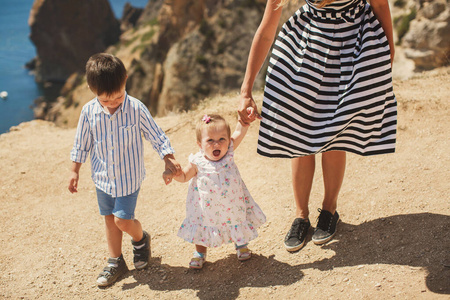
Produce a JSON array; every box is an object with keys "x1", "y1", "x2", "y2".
[{"x1": 71, "y1": 93, "x2": 174, "y2": 197}]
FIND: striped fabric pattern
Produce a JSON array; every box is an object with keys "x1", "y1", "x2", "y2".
[
  {"x1": 258, "y1": 0, "x2": 397, "y2": 158},
  {"x1": 310, "y1": 0, "x2": 359, "y2": 10},
  {"x1": 71, "y1": 94, "x2": 174, "y2": 197}
]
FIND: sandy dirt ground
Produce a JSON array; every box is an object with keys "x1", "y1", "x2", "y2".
[{"x1": 0, "y1": 67, "x2": 449, "y2": 299}]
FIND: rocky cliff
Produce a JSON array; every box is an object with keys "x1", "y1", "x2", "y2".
[
  {"x1": 401, "y1": 0, "x2": 450, "y2": 69},
  {"x1": 44, "y1": 0, "x2": 299, "y2": 127},
  {"x1": 128, "y1": 0, "x2": 270, "y2": 115},
  {"x1": 32, "y1": 0, "x2": 449, "y2": 128},
  {"x1": 28, "y1": 0, "x2": 121, "y2": 83}
]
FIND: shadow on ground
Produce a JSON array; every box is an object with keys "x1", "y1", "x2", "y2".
[
  {"x1": 121, "y1": 213, "x2": 449, "y2": 298},
  {"x1": 298, "y1": 212, "x2": 450, "y2": 294},
  {"x1": 123, "y1": 254, "x2": 304, "y2": 299}
]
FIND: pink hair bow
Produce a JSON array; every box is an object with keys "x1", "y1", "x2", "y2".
[{"x1": 202, "y1": 114, "x2": 211, "y2": 124}]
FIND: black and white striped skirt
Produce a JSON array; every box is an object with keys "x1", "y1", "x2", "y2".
[{"x1": 258, "y1": 0, "x2": 397, "y2": 158}]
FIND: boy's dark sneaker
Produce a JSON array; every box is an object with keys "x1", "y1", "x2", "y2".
[
  {"x1": 97, "y1": 254, "x2": 128, "y2": 287},
  {"x1": 284, "y1": 218, "x2": 311, "y2": 252},
  {"x1": 132, "y1": 230, "x2": 151, "y2": 269},
  {"x1": 312, "y1": 209, "x2": 339, "y2": 245}
]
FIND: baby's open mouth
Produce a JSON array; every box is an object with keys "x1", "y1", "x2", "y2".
[{"x1": 213, "y1": 150, "x2": 221, "y2": 157}]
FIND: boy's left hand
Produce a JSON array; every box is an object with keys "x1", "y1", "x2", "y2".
[{"x1": 163, "y1": 154, "x2": 181, "y2": 182}]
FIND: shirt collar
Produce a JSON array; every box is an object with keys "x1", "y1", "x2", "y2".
[{"x1": 93, "y1": 92, "x2": 130, "y2": 115}]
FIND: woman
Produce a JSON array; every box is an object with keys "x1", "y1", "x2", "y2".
[{"x1": 238, "y1": 0, "x2": 397, "y2": 251}]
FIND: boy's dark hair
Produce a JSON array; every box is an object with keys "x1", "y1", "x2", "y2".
[{"x1": 86, "y1": 53, "x2": 127, "y2": 96}]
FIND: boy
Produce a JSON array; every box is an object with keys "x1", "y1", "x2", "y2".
[{"x1": 68, "y1": 53, "x2": 181, "y2": 287}]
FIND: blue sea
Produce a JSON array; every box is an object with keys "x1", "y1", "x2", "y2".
[{"x1": 0, "y1": 0, "x2": 149, "y2": 134}]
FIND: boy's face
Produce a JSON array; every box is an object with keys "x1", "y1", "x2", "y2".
[
  {"x1": 96, "y1": 84, "x2": 126, "y2": 114},
  {"x1": 198, "y1": 124, "x2": 230, "y2": 161}
]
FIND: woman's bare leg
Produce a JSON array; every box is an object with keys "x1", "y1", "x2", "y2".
[
  {"x1": 292, "y1": 155, "x2": 316, "y2": 219},
  {"x1": 321, "y1": 151, "x2": 346, "y2": 213}
]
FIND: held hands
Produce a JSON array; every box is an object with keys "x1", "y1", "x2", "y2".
[
  {"x1": 163, "y1": 154, "x2": 181, "y2": 185},
  {"x1": 238, "y1": 94, "x2": 261, "y2": 126}
]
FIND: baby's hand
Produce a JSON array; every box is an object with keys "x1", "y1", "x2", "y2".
[
  {"x1": 238, "y1": 95, "x2": 261, "y2": 126},
  {"x1": 162, "y1": 169, "x2": 174, "y2": 185},
  {"x1": 244, "y1": 107, "x2": 256, "y2": 127}
]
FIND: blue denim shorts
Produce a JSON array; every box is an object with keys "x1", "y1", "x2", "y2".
[{"x1": 96, "y1": 188, "x2": 140, "y2": 220}]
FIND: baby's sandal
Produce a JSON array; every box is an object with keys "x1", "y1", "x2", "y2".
[
  {"x1": 236, "y1": 247, "x2": 252, "y2": 261},
  {"x1": 189, "y1": 252, "x2": 206, "y2": 269}
]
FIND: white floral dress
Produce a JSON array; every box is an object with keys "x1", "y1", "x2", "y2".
[{"x1": 177, "y1": 142, "x2": 266, "y2": 247}]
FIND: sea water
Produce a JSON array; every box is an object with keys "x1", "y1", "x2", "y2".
[{"x1": 0, "y1": 0, "x2": 148, "y2": 134}]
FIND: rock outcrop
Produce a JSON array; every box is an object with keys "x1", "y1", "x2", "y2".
[
  {"x1": 32, "y1": 0, "x2": 325, "y2": 127},
  {"x1": 126, "y1": 0, "x2": 288, "y2": 115},
  {"x1": 121, "y1": 3, "x2": 144, "y2": 32},
  {"x1": 401, "y1": 0, "x2": 450, "y2": 70},
  {"x1": 28, "y1": 0, "x2": 120, "y2": 83},
  {"x1": 38, "y1": 0, "x2": 303, "y2": 126}
]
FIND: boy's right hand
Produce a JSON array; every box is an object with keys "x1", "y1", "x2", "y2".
[
  {"x1": 68, "y1": 172, "x2": 79, "y2": 193},
  {"x1": 162, "y1": 169, "x2": 174, "y2": 185}
]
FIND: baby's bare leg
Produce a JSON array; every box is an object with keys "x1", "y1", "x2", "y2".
[{"x1": 195, "y1": 244, "x2": 207, "y2": 254}]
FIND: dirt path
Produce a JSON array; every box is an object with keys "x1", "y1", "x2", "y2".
[{"x1": 0, "y1": 67, "x2": 449, "y2": 299}]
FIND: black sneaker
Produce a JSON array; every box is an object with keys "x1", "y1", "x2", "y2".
[
  {"x1": 132, "y1": 231, "x2": 151, "y2": 269},
  {"x1": 97, "y1": 254, "x2": 128, "y2": 287},
  {"x1": 284, "y1": 218, "x2": 311, "y2": 252},
  {"x1": 312, "y1": 209, "x2": 339, "y2": 245}
]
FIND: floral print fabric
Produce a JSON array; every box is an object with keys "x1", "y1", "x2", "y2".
[{"x1": 178, "y1": 142, "x2": 266, "y2": 247}]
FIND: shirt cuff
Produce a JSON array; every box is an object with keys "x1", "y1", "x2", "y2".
[
  {"x1": 155, "y1": 136, "x2": 175, "y2": 159},
  {"x1": 70, "y1": 148, "x2": 89, "y2": 163}
]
